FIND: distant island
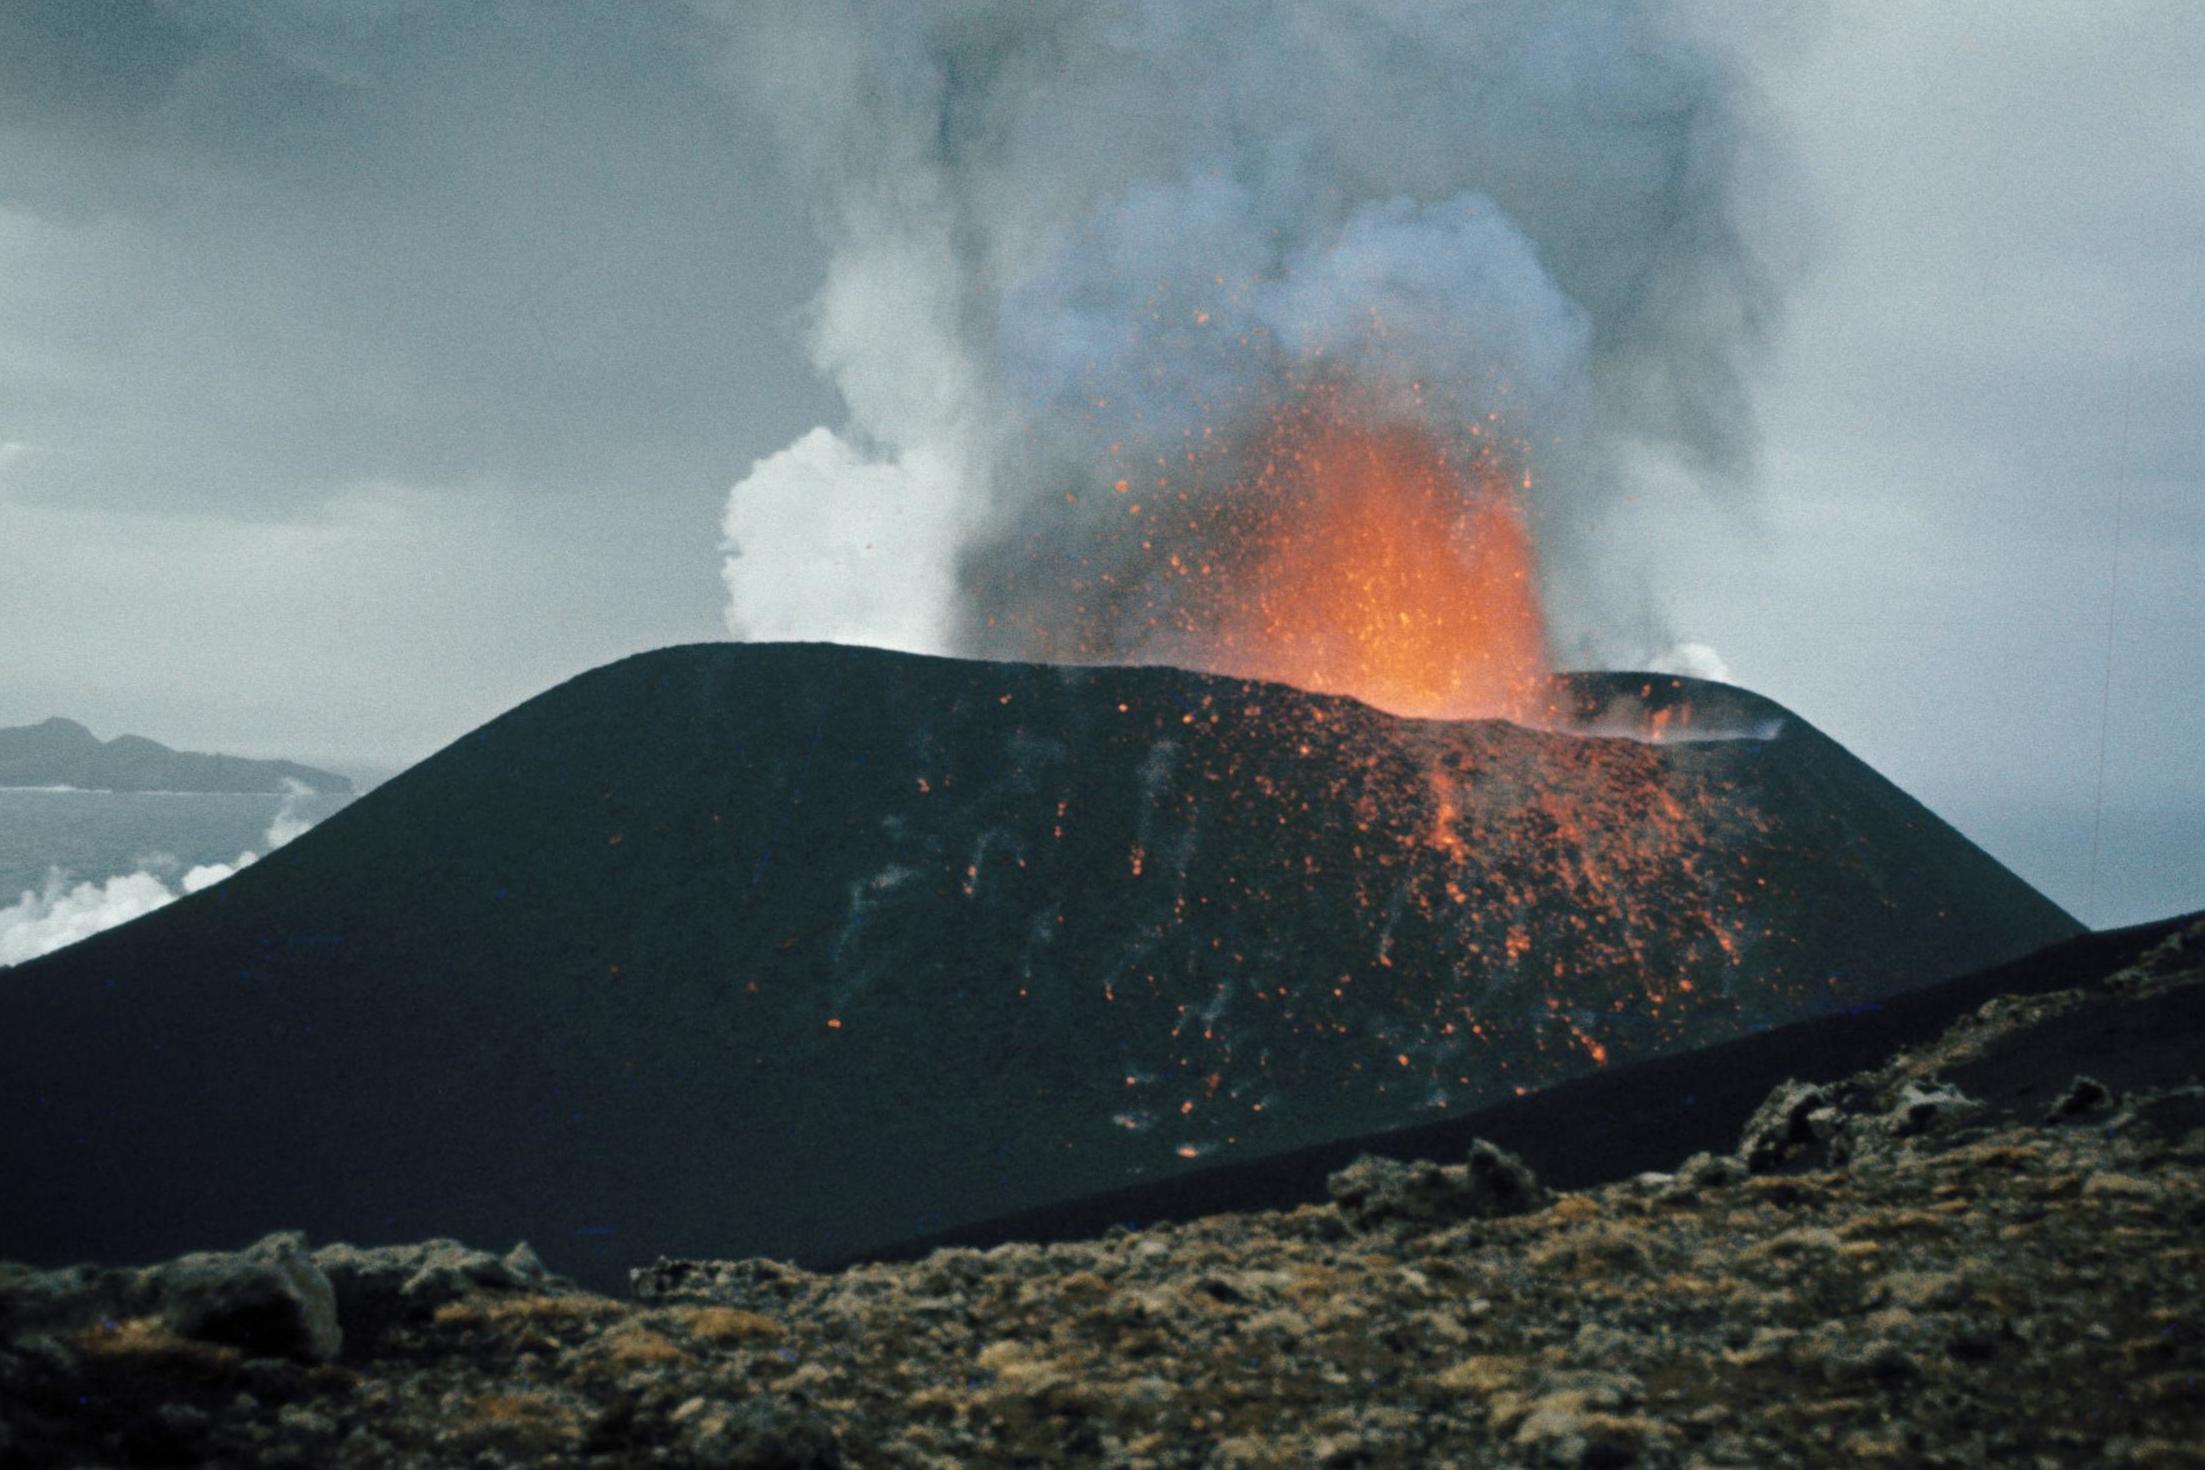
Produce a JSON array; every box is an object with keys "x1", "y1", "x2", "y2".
[{"x1": 0, "y1": 717, "x2": 352, "y2": 795}]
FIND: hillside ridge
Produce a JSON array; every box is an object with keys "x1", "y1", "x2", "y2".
[{"x1": 0, "y1": 641, "x2": 2082, "y2": 1285}]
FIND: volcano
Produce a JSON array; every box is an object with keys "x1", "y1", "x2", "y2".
[{"x1": 0, "y1": 643, "x2": 2077, "y2": 1286}]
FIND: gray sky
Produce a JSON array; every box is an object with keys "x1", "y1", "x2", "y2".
[{"x1": 2, "y1": 1, "x2": 2198, "y2": 927}]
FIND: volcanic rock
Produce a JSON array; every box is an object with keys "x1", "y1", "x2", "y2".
[
  {"x1": 631, "y1": 1256, "x2": 819, "y2": 1312},
  {"x1": 2046, "y1": 1073, "x2": 2115, "y2": 1120},
  {"x1": 0, "y1": 643, "x2": 2083, "y2": 1283},
  {"x1": 155, "y1": 1232, "x2": 343, "y2": 1363},
  {"x1": 1326, "y1": 1138, "x2": 1546, "y2": 1230},
  {"x1": 1737, "y1": 1075, "x2": 1990, "y2": 1173},
  {"x1": 0, "y1": 1232, "x2": 341, "y2": 1366},
  {"x1": 312, "y1": 1238, "x2": 568, "y2": 1351},
  {"x1": 680, "y1": 1394, "x2": 844, "y2": 1470},
  {"x1": 1735, "y1": 1078, "x2": 1835, "y2": 1172}
]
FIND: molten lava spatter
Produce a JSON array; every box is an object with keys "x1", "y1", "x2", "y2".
[
  {"x1": 1196, "y1": 401, "x2": 1552, "y2": 721},
  {"x1": 967, "y1": 375, "x2": 1803, "y2": 1130},
  {"x1": 983, "y1": 377, "x2": 1556, "y2": 726}
]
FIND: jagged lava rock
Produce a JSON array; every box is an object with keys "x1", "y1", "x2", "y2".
[{"x1": 1327, "y1": 1138, "x2": 1548, "y2": 1231}]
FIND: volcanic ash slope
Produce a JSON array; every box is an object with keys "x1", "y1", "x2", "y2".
[
  {"x1": 2, "y1": 916, "x2": 2198, "y2": 1468},
  {"x1": 0, "y1": 642, "x2": 2078, "y2": 1280}
]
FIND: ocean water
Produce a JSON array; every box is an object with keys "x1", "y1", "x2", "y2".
[{"x1": 0, "y1": 787, "x2": 356, "y2": 964}]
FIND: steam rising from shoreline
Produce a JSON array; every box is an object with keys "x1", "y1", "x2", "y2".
[
  {"x1": 0, "y1": 781, "x2": 319, "y2": 968},
  {"x1": 721, "y1": 0, "x2": 1787, "y2": 665}
]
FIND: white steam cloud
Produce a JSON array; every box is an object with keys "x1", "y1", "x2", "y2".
[
  {"x1": 0, "y1": 781, "x2": 318, "y2": 969},
  {"x1": 1649, "y1": 641, "x2": 1733, "y2": 683},
  {"x1": 721, "y1": 0, "x2": 1786, "y2": 666}
]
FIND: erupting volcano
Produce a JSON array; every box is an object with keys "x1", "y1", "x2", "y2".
[
  {"x1": 0, "y1": 642, "x2": 2078, "y2": 1286},
  {"x1": 0, "y1": 336, "x2": 2085, "y2": 1291},
  {"x1": 8, "y1": 315, "x2": 2092, "y2": 1286}
]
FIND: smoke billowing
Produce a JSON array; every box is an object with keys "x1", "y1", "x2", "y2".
[{"x1": 721, "y1": 0, "x2": 1785, "y2": 673}]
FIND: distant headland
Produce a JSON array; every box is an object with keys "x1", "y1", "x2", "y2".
[{"x1": 0, "y1": 717, "x2": 352, "y2": 795}]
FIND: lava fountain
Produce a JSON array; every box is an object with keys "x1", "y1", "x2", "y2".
[
  {"x1": 1067, "y1": 376, "x2": 1559, "y2": 726},
  {"x1": 1190, "y1": 390, "x2": 1551, "y2": 721}
]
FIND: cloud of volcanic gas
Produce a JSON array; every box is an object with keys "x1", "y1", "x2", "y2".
[{"x1": 719, "y1": 0, "x2": 1786, "y2": 696}]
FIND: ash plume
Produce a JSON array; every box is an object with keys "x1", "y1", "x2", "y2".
[{"x1": 720, "y1": 0, "x2": 1789, "y2": 668}]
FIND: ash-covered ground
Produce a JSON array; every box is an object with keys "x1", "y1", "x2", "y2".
[{"x1": 5, "y1": 916, "x2": 2198, "y2": 1469}]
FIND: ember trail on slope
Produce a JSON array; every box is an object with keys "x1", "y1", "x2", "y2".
[
  {"x1": 0, "y1": 641, "x2": 2082, "y2": 1279},
  {"x1": 958, "y1": 371, "x2": 1812, "y2": 1154}
]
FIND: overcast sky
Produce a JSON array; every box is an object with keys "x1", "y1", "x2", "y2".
[{"x1": 1, "y1": 1, "x2": 2198, "y2": 928}]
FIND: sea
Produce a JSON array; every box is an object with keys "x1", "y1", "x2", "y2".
[{"x1": 0, "y1": 786, "x2": 360, "y2": 965}]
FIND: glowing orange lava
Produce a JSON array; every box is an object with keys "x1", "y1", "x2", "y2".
[{"x1": 1192, "y1": 399, "x2": 1552, "y2": 721}]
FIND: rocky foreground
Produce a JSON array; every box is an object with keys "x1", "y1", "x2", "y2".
[{"x1": 4, "y1": 920, "x2": 2200, "y2": 1469}]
